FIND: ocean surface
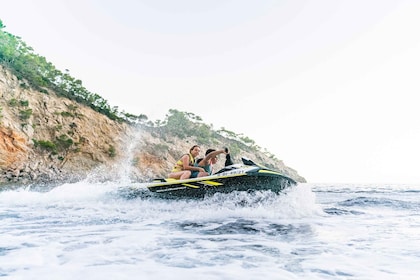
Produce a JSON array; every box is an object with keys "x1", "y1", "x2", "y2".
[{"x1": 1, "y1": 181, "x2": 419, "y2": 280}]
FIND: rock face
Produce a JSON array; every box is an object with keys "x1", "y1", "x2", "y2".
[{"x1": 0, "y1": 66, "x2": 306, "y2": 186}]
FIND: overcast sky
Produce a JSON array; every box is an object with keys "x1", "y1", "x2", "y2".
[{"x1": 2, "y1": 0, "x2": 420, "y2": 184}]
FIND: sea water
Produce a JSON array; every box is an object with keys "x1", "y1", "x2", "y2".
[{"x1": 1, "y1": 182, "x2": 419, "y2": 280}]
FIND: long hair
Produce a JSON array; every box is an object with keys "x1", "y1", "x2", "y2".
[{"x1": 189, "y1": 145, "x2": 200, "y2": 153}]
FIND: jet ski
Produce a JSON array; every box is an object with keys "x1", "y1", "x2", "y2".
[{"x1": 146, "y1": 154, "x2": 297, "y2": 198}]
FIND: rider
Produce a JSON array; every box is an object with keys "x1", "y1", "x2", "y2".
[
  {"x1": 195, "y1": 148, "x2": 228, "y2": 177},
  {"x1": 168, "y1": 145, "x2": 205, "y2": 180}
]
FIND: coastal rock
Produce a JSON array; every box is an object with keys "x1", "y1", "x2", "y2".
[{"x1": 0, "y1": 66, "x2": 306, "y2": 186}]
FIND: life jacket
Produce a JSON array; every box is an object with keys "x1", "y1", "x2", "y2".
[
  {"x1": 171, "y1": 153, "x2": 194, "y2": 172},
  {"x1": 194, "y1": 158, "x2": 212, "y2": 175},
  {"x1": 201, "y1": 164, "x2": 212, "y2": 175}
]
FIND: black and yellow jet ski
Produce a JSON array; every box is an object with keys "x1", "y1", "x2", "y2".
[{"x1": 146, "y1": 155, "x2": 297, "y2": 198}]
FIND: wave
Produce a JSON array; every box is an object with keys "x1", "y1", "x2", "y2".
[
  {"x1": 0, "y1": 181, "x2": 324, "y2": 222},
  {"x1": 310, "y1": 183, "x2": 420, "y2": 193},
  {"x1": 323, "y1": 207, "x2": 365, "y2": 215},
  {"x1": 338, "y1": 196, "x2": 419, "y2": 210},
  {"x1": 177, "y1": 218, "x2": 314, "y2": 238}
]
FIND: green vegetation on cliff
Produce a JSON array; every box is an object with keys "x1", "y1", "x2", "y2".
[
  {"x1": 0, "y1": 19, "x2": 143, "y2": 123},
  {"x1": 0, "y1": 19, "x2": 278, "y2": 161}
]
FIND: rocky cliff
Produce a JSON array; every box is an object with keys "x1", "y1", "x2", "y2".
[{"x1": 0, "y1": 65, "x2": 305, "y2": 187}]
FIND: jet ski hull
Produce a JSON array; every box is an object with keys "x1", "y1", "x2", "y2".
[{"x1": 146, "y1": 164, "x2": 297, "y2": 198}]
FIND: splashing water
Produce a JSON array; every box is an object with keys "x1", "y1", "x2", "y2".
[
  {"x1": 115, "y1": 126, "x2": 144, "y2": 184},
  {"x1": 1, "y1": 182, "x2": 419, "y2": 279},
  {"x1": 82, "y1": 126, "x2": 146, "y2": 185}
]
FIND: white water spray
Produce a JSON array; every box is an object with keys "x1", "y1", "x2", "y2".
[
  {"x1": 83, "y1": 125, "x2": 147, "y2": 185},
  {"x1": 114, "y1": 125, "x2": 144, "y2": 184}
]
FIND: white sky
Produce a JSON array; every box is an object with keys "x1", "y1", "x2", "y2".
[{"x1": 2, "y1": 0, "x2": 420, "y2": 184}]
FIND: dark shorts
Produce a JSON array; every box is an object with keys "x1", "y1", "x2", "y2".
[{"x1": 190, "y1": 171, "x2": 199, "y2": 178}]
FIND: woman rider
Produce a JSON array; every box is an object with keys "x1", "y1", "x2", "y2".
[{"x1": 168, "y1": 145, "x2": 205, "y2": 180}]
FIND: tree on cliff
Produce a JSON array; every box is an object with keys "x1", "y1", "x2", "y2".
[
  {"x1": 0, "y1": 19, "x2": 146, "y2": 123},
  {"x1": 0, "y1": 19, "x2": 277, "y2": 161}
]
